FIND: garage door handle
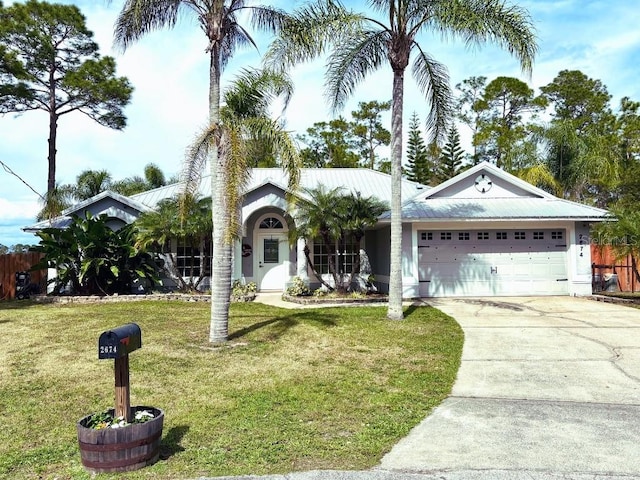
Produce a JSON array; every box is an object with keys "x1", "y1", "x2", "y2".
[{"x1": 491, "y1": 266, "x2": 498, "y2": 274}]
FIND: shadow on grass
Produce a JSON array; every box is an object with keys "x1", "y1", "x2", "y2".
[
  {"x1": 160, "y1": 425, "x2": 189, "y2": 460},
  {"x1": 404, "y1": 303, "x2": 434, "y2": 318},
  {"x1": 0, "y1": 301, "x2": 39, "y2": 310},
  {"x1": 229, "y1": 311, "x2": 338, "y2": 341}
]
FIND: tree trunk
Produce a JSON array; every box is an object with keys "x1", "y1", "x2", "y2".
[
  {"x1": 304, "y1": 244, "x2": 334, "y2": 291},
  {"x1": 47, "y1": 112, "x2": 58, "y2": 195},
  {"x1": 208, "y1": 42, "x2": 232, "y2": 343},
  {"x1": 387, "y1": 69, "x2": 405, "y2": 320}
]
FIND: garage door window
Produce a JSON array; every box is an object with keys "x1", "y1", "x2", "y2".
[
  {"x1": 515, "y1": 231, "x2": 526, "y2": 240},
  {"x1": 477, "y1": 232, "x2": 489, "y2": 240},
  {"x1": 496, "y1": 232, "x2": 507, "y2": 240},
  {"x1": 552, "y1": 231, "x2": 563, "y2": 240},
  {"x1": 533, "y1": 231, "x2": 544, "y2": 240},
  {"x1": 458, "y1": 232, "x2": 470, "y2": 240},
  {"x1": 441, "y1": 232, "x2": 452, "y2": 240}
]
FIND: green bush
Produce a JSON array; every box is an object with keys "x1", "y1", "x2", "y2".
[
  {"x1": 31, "y1": 213, "x2": 160, "y2": 295},
  {"x1": 231, "y1": 280, "x2": 257, "y2": 301},
  {"x1": 285, "y1": 276, "x2": 311, "y2": 296}
]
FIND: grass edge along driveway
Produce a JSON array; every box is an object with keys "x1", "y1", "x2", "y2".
[{"x1": 0, "y1": 300, "x2": 463, "y2": 479}]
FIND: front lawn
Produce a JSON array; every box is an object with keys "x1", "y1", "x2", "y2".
[{"x1": 0, "y1": 300, "x2": 463, "y2": 479}]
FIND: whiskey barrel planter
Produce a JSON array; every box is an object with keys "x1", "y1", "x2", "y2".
[{"x1": 77, "y1": 406, "x2": 164, "y2": 473}]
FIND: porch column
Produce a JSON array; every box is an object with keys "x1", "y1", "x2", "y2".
[{"x1": 297, "y1": 238, "x2": 308, "y2": 280}]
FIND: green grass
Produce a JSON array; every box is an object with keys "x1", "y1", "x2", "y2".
[{"x1": 0, "y1": 300, "x2": 463, "y2": 480}]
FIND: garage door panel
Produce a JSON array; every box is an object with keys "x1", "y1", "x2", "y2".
[{"x1": 418, "y1": 229, "x2": 568, "y2": 297}]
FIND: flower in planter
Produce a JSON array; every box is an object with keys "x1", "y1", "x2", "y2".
[{"x1": 86, "y1": 409, "x2": 155, "y2": 430}]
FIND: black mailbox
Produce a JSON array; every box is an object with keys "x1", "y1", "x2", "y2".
[{"x1": 98, "y1": 323, "x2": 142, "y2": 359}]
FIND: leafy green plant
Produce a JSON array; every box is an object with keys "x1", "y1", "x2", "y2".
[
  {"x1": 285, "y1": 276, "x2": 311, "y2": 296},
  {"x1": 31, "y1": 213, "x2": 160, "y2": 295},
  {"x1": 231, "y1": 280, "x2": 257, "y2": 301},
  {"x1": 86, "y1": 408, "x2": 156, "y2": 430}
]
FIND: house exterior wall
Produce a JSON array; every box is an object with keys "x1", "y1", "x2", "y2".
[{"x1": 79, "y1": 198, "x2": 141, "y2": 225}]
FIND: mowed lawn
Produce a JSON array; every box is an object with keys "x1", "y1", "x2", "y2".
[{"x1": 0, "y1": 300, "x2": 463, "y2": 480}]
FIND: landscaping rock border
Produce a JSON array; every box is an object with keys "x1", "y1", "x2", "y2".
[
  {"x1": 282, "y1": 293, "x2": 388, "y2": 305},
  {"x1": 30, "y1": 293, "x2": 217, "y2": 304}
]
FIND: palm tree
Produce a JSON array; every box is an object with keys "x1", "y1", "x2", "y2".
[
  {"x1": 291, "y1": 186, "x2": 387, "y2": 293},
  {"x1": 113, "y1": 1, "x2": 293, "y2": 343},
  {"x1": 291, "y1": 185, "x2": 347, "y2": 292},
  {"x1": 183, "y1": 67, "x2": 300, "y2": 342},
  {"x1": 267, "y1": 0, "x2": 537, "y2": 319},
  {"x1": 73, "y1": 169, "x2": 113, "y2": 200},
  {"x1": 135, "y1": 194, "x2": 212, "y2": 291}
]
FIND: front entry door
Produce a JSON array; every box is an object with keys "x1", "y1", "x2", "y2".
[{"x1": 257, "y1": 233, "x2": 289, "y2": 291}]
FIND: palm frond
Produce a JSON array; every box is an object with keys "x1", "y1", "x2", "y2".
[
  {"x1": 113, "y1": 0, "x2": 183, "y2": 51},
  {"x1": 410, "y1": 45, "x2": 452, "y2": 144},
  {"x1": 264, "y1": 0, "x2": 365, "y2": 71},
  {"x1": 429, "y1": 0, "x2": 537, "y2": 76},
  {"x1": 182, "y1": 122, "x2": 221, "y2": 199},
  {"x1": 222, "y1": 67, "x2": 294, "y2": 119},
  {"x1": 325, "y1": 29, "x2": 389, "y2": 113},
  {"x1": 516, "y1": 163, "x2": 562, "y2": 196},
  {"x1": 222, "y1": 126, "x2": 250, "y2": 242}
]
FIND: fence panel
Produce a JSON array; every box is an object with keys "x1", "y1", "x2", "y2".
[
  {"x1": 0, "y1": 253, "x2": 46, "y2": 300},
  {"x1": 591, "y1": 245, "x2": 636, "y2": 292}
]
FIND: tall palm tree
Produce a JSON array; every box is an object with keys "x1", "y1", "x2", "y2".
[
  {"x1": 113, "y1": 1, "x2": 293, "y2": 343},
  {"x1": 267, "y1": 0, "x2": 537, "y2": 319},
  {"x1": 184, "y1": 67, "x2": 300, "y2": 342}
]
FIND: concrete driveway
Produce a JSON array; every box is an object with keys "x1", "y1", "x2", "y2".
[{"x1": 379, "y1": 296, "x2": 640, "y2": 477}]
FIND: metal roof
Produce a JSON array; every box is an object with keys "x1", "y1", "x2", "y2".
[
  {"x1": 131, "y1": 168, "x2": 430, "y2": 209},
  {"x1": 23, "y1": 191, "x2": 151, "y2": 233},
  {"x1": 382, "y1": 197, "x2": 609, "y2": 221}
]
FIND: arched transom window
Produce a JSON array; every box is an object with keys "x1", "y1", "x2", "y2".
[{"x1": 259, "y1": 217, "x2": 283, "y2": 229}]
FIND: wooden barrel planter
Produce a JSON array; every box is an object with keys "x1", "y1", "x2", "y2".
[{"x1": 77, "y1": 406, "x2": 164, "y2": 473}]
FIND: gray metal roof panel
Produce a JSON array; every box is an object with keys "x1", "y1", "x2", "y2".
[
  {"x1": 131, "y1": 168, "x2": 429, "y2": 209},
  {"x1": 380, "y1": 197, "x2": 608, "y2": 221}
]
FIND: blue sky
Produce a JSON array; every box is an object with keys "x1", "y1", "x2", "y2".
[{"x1": 1, "y1": 0, "x2": 640, "y2": 247}]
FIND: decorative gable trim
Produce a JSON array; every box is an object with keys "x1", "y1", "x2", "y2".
[{"x1": 416, "y1": 161, "x2": 556, "y2": 201}]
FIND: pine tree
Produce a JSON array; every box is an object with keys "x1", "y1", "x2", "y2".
[
  {"x1": 437, "y1": 126, "x2": 465, "y2": 182},
  {"x1": 405, "y1": 112, "x2": 431, "y2": 184}
]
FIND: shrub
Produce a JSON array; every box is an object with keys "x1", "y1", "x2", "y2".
[
  {"x1": 285, "y1": 276, "x2": 311, "y2": 296},
  {"x1": 231, "y1": 280, "x2": 257, "y2": 302},
  {"x1": 31, "y1": 213, "x2": 160, "y2": 295}
]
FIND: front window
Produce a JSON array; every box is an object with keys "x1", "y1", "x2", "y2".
[
  {"x1": 313, "y1": 237, "x2": 358, "y2": 274},
  {"x1": 176, "y1": 239, "x2": 211, "y2": 277}
]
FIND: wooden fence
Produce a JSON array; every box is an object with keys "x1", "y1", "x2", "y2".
[
  {"x1": 0, "y1": 253, "x2": 46, "y2": 300},
  {"x1": 591, "y1": 245, "x2": 636, "y2": 293}
]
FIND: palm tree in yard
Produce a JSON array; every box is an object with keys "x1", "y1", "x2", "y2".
[
  {"x1": 183, "y1": 67, "x2": 300, "y2": 341},
  {"x1": 267, "y1": 0, "x2": 537, "y2": 320},
  {"x1": 113, "y1": 1, "x2": 296, "y2": 343}
]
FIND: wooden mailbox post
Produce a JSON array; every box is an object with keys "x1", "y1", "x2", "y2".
[{"x1": 98, "y1": 323, "x2": 142, "y2": 422}]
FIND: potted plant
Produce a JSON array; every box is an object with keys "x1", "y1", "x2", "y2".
[
  {"x1": 77, "y1": 406, "x2": 164, "y2": 473},
  {"x1": 77, "y1": 323, "x2": 164, "y2": 473}
]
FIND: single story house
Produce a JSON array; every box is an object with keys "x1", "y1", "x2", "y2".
[{"x1": 25, "y1": 161, "x2": 608, "y2": 297}]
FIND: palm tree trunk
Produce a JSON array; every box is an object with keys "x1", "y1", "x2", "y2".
[
  {"x1": 387, "y1": 69, "x2": 405, "y2": 320},
  {"x1": 208, "y1": 42, "x2": 232, "y2": 343}
]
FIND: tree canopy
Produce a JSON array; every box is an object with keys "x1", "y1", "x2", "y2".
[{"x1": 0, "y1": 0, "x2": 133, "y2": 197}]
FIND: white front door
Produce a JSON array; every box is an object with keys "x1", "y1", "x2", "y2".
[{"x1": 257, "y1": 233, "x2": 289, "y2": 291}]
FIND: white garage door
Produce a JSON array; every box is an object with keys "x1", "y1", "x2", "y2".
[{"x1": 418, "y1": 229, "x2": 569, "y2": 297}]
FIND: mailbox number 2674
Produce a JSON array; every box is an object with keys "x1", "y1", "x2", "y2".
[{"x1": 100, "y1": 345, "x2": 117, "y2": 354}]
